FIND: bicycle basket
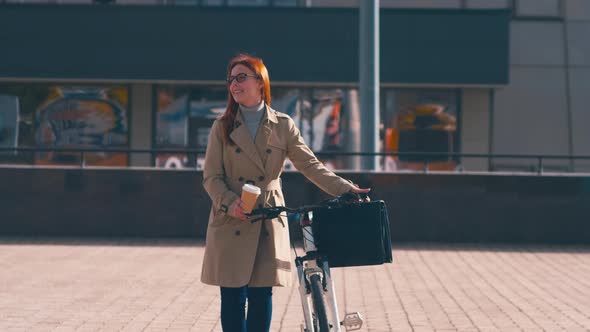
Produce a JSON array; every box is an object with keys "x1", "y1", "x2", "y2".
[{"x1": 312, "y1": 200, "x2": 393, "y2": 268}]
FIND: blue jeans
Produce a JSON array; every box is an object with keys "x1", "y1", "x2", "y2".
[{"x1": 220, "y1": 286, "x2": 273, "y2": 332}]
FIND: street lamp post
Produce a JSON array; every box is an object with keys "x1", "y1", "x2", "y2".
[{"x1": 359, "y1": 0, "x2": 380, "y2": 171}]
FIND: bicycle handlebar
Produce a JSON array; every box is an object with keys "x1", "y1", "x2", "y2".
[{"x1": 246, "y1": 192, "x2": 370, "y2": 223}]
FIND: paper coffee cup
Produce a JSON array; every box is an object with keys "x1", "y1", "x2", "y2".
[{"x1": 241, "y1": 183, "x2": 261, "y2": 214}]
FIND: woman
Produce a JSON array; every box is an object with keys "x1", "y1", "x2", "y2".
[{"x1": 201, "y1": 54, "x2": 370, "y2": 332}]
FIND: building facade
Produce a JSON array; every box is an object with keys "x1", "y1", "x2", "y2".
[{"x1": 0, "y1": 0, "x2": 587, "y2": 172}]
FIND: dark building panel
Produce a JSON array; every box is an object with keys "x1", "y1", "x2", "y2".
[
  {"x1": 381, "y1": 10, "x2": 510, "y2": 85},
  {"x1": 0, "y1": 5, "x2": 509, "y2": 85}
]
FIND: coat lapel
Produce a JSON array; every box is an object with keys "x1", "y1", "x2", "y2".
[
  {"x1": 256, "y1": 122, "x2": 272, "y2": 155},
  {"x1": 255, "y1": 106, "x2": 279, "y2": 171},
  {"x1": 229, "y1": 112, "x2": 265, "y2": 174}
]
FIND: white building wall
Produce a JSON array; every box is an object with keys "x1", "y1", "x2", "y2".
[
  {"x1": 493, "y1": 19, "x2": 571, "y2": 171},
  {"x1": 490, "y1": 0, "x2": 590, "y2": 172},
  {"x1": 460, "y1": 89, "x2": 491, "y2": 171}
]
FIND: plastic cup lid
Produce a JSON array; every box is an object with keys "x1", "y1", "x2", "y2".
[{"x1": 242, "y1": 183, "x2": 261, "y2": 194}]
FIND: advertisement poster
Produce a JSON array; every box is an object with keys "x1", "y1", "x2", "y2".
[{"x1": 35, "y1": 87, "x2": 129, "y2": 166}]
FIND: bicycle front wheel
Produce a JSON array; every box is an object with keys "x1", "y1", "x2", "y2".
[{"x1": 309, "y1": 273, "x2": 330, "y2": 332}]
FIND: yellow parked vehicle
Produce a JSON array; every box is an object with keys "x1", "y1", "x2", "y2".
[{"x1": 385, "y1": 103, "x2": 457, "y2": 171}]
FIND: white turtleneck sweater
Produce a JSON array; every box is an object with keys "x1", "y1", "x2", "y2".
[{"x1": 239, "y1": 101, "x2": 265, "y2": 140}]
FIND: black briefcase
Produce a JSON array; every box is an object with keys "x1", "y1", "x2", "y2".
[{"x1": 312, "y1": 200, "x2": 393, "y2": 268}]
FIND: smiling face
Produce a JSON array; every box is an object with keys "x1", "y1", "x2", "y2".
[{"x1": 228, "y1": 64, "x2": 263, "y2": 108}]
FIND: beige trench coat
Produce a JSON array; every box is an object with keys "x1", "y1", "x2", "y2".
[{"x1": 200, "y1": 105, "x2": 354, "y2": 288}]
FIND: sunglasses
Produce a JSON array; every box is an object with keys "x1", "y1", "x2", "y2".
[{"x1": 227, "y1": 73, "x2": 259, "y2": 84}]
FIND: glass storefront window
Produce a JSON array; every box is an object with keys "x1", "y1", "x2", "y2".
[
  {"x1": 0, "y1": 83, "x2": 129, "y2": 166},
  {"x1": 154, "y1": 85, "x2": 226, "y2": 169},
  {"x1": 273, "y1": 87, "x2": 358, "y2": 171},
  {"x1": 382, "y1": 88, "x2": 460, "y2": 172},
  {"x1": 155, "y1": 85, "x2": 463, "y2": 172},
  {"x1": 154, "y1": 85, "x2": 361, "y2": 170}
]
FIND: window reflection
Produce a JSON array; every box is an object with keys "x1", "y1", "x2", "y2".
[
  {"x1": 154, "y1": 85, "x2": 360, "y2": 170},
  {"x1": 0, "y1": 84, "x2": 129, "y2": 166},
  {"x1": 154, "y1": 85, "x2": 226, "y2": 169},
  {"x1": 273, "y1": 88, "x2": 354, "y2": 171},
  {"x1": 383, "y1": 89, "x2": 460, "y2": 172}
]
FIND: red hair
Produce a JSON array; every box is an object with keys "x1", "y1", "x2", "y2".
[{"x1": 221, "y1": 54, "x2": 271, "y2": 145}]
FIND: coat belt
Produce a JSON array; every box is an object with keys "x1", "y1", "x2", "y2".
[
  {"x1": 229, "y1": 178, "x2": 282, "y2": 194},
  {"x1": 251, "y1": 178, "x2": 281, "y2": 192}
]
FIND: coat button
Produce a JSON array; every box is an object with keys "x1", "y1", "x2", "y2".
[
  {"x1": 266, "y1": 148, "x2": 272, "y2": 154},
  {"x1": 238, "y1": 177, "x2": 244, "y2": 182},
  {"x1": 235, "y1": 230, "x2": 240, "y2": 236},
  {"x1": 258, "y1": 176, "x2": 265, "y2": 181},
  {"x1": 235, "y1": 147, "x2": 241, "y2": 153}
]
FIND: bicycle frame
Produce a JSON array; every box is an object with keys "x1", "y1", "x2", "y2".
[
  {"x1": 294, "y1": 211, "x2": 363, "y2": 332},
  {"x1": 249, "y1": 193, "x2": 367, "y2": 332}
]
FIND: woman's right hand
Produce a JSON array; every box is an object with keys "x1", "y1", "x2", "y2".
[{"x1": 228, "y1": 198, "x2": 248, "y2": 220}]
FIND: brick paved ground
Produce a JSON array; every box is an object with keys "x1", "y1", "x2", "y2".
[{"x1": 0, "y1": 238, "x2": 589, "y2": 332}]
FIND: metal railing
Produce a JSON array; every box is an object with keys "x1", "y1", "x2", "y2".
[
  {"x1": 0, "y1": 147, "x2": 206, "y2": 168},
  {"x1": 2, "y1": 147, "x2": 590, "y2": 175}
]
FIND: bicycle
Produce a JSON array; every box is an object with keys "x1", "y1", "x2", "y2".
[{"x1": 248, "y1": 192, "x2": 392, "y2": 332}]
